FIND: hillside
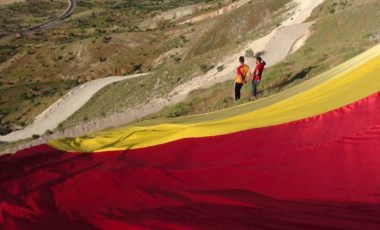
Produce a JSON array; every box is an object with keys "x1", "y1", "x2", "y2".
[
  {"x1": 2, "y1": 0, "x2": 380, "y2": 228},
  {"x1": 57, "y1": 0, "x2": 379, "y2": 131},
  {"x1": 149, "y1": 0, "x2": 380, "y2": 119},
  {"x1": 0, "y1": 0, "x2": 290, "y2": 140},
  {"x1": 1, "y1": 37, "x2": 380, "y2": 229},
  {"x1": 59, "y1": 0, "x2": 291, "y2": 130},
  {"x1": 2, "y1": 0, "x2": 275, "y2": 135},
  {"x1": 0, "y1": 0, "x2": 379, "y2": 148}
]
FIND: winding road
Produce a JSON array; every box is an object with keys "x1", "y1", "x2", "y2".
[
  {"x1": 0, "y1": 0, "x2": 76, "y2": 38},
  {"x1": 20, "y1": 0, "x2": 76, "y2": 35},
  {"x1": 0, "y1": 0, "x2": 325, "y2": 144},
  {"x1": 0, "y1": 74, "x2": 148, "y2": 142}
]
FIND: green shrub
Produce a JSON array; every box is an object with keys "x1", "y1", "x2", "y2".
[
  {"x1": 45, "y1": 130, "x2": 53, "y2": 135},
  {"x1": 166, "y1": 103, "x2": 187, "y2": 118},
  {"x1": 58, "y1": 123, "x2": 64, "y2": 131},
  {"x1": 217, "y1": 65, "x2": 224, "y2": 72},
  {"x1": 200, "y1": 64, "x2": 214, "y2": 73},
  {"x1": 245, "y1": 49, "x2": 255, "y2": 58},
  {"x1": 0, "y1": 126, "x2": 12, "y2": 135},
  {"x1": 20, "y1": 93, "x2": 29, "y2": 100}
]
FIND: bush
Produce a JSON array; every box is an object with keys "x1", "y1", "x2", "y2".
[
  {"x1": 58, "y1": 123, "x2": 64, "y2": 131},
  {"x1": 54, "y1": 55, "x2": 63, "y2": 61},
  {"x1": 217, "y1": 65, "x2": 224, "y2": 72},
  {"x1": 42, "y1": 90, "x2": 55, "y2": 97},
  {"x1": 0, "y1": 126, "x2": 12, "y2": 135},
  {"x1": 20, "y1": 93, "x2": 29, "y2": 100},
  {"x1": 102, "y1": 36, "x2": 112, "y2": 43},
  {"x1": 166, "y1": 103, "x2": 187, "y2": 118},
  {"x1": 200, "y1": 64, "x2": 215, "y2": 74},
  {"x1": 245, "y1": 49, "x2": 255, "y2": 58},
  {"x1": 132, "y1": 63, "x2": 142, "y2": 72},
  {"x1": 45, "y1": 130, "x2": 53, "y2": 135},
  {"x1": 173, "y1": 57, "x2": 181, "y2": 63}
]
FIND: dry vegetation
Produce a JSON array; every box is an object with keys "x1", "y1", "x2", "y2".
[{"x1": 1, "y1": 0, "x2": 247, "y2": 134}]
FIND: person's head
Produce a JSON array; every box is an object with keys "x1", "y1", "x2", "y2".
[
  {"x1": 256, "y1": 56, "x2": 262, "y2": 64},
  {"x1": 239, "y1": 56, "x2": 245, "y2": 64}
]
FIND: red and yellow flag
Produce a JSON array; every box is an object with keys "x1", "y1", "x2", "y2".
[{"x1": 1, "y1": 44, "x2": 380, "y2": 229}]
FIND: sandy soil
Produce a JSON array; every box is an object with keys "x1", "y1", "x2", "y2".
[{"x1": 0, "y1": 0, "x2": 325, "y2": 144}]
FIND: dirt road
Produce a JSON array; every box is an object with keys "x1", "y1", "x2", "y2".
[
  {"x1": 20, "y1": 0, "x2": 76, "y2": 35},
  {"x1": 0, "y1": 74, "x2": 148, "y2": 142},
  {"x1": 0, "y1": 0, "x2": 76, "y2": 38}
]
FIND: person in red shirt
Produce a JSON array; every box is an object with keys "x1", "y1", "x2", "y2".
[{"x1": 251, "y1": 56, "x2": 266, "y2": 100}]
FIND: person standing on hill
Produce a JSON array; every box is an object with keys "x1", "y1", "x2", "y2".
[
  {"x1": 234, "y1": 56, "x2": 251, "y2": 101},
  {"x1": 251, "y1": 56, "x2": 266, "y2": 100}
]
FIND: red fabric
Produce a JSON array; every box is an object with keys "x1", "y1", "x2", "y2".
[
  {"x1": 2, "y1": 92, "x2": 380, "y2": 229},
  {"x1": 253, "y1": 62, "x2": 265, "y2": 81}
]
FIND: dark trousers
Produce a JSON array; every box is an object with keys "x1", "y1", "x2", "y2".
[
  {"x1": 234, "y1": 82, "x2": 243, "y2": 101},
  {"x1": 252, "y1": 80, "x2": 260, "y2": 97}
]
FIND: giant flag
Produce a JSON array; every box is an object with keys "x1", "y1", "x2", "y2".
[{"x1": 1, "y1": 44, "x2": 380, "y2": 229}]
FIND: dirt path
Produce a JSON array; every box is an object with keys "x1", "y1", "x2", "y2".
[
  {"x1": 20, "y1": 0, "x2": 76, "y2": 35},
  {"x1": 0, "y1": 0, "x2": 324, "y2": 145},
  {"x1": 0, "y1": 0, "x2": 76, "y2": 38},
  {"x1": 170, "y1": 0, "x2": 324, "y2": 97},
  {"x1": 0, "y1": 74, "x2": 148, "y2": 142}
]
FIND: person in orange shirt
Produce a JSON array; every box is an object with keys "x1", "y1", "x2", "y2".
[{"x1": 234, "y1": 56, "x2": 251, "y2": 101}]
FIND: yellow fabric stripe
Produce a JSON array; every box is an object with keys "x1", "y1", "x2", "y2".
[{"x1": 49, "y1": 44, "x2": 380, "y2": 153}]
